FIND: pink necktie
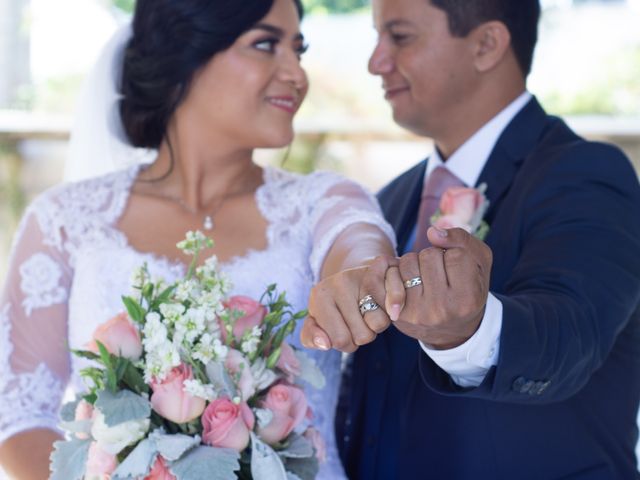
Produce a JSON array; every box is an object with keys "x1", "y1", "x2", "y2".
[{"x1": 413, "y1": 166, "x2": 465, "y2": 251}]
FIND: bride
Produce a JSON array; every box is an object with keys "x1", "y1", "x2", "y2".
[{"x1": 0, "y1": 0, "x2": 396, "y2": 478}]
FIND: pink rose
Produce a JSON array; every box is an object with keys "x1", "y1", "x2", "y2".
[
  {"x1": 144, "y1": 456, "x2": 176, "y2": 480},
  {"x1": 304, "y1": 427, "x2": 327, "y2": 463},
  {"x1": 85, "y1": 442, "x2": 118, "y2": 479},
  {"x1": 74, "y1": 399, "x2": 94, "y2": 439},
  {"x1": 276, "y1": 343, "x2": 301, "y2": 380},
  {"x1": 87, "y1": 312, "x2": 142, "y2": 360},
  {"x1": 257, "y1": 384, "x2": 308, "y2": 445},
  {"x1": 434, "y1": 187, "x2": 484, "y2": 232},
  {"x1": 201, "y1": 398, "x2": 255, "y2": 452},
  {"x1": 225, "y1": 349, "x2": 256, "y2": 401},
  {"x1": 150, "y1": 364, "x2": 206, "y2": 424},
  {"x1": 75, "y1": 399, "x2": 94, "y2": 421},
  {"x1": 224, "y1": 296, "x2": 267, "y2": 340}
]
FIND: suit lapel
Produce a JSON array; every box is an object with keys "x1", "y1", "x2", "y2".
[
  {"x1": 477, "y1": 97, "x2": 550, "y2": 221},
  {"x1": 378, "y1": 160, "x2": 427, "y2": 254}
]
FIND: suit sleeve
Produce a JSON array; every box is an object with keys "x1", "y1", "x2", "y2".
[{"x1": 419, "y1": 142, "x2": 640, "y2": 404}]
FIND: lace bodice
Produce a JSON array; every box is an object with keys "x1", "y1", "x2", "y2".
[{"x1": 0, "y1": 165, "x2": 395, "y2": 479}]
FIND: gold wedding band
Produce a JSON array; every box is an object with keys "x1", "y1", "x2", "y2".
[{"x1": 404, "y1": 276, "x2": 423, "y2": 289}]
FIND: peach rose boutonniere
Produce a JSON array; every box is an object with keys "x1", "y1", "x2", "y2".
[{"x1": 431, "y1": 183, "x2": 490, "y2": 240}]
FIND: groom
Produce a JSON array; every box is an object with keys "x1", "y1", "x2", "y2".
[{"x1": 301, "y1": 0, "x2": 640, "y2": 478}]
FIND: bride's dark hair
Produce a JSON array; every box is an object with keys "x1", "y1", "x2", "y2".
[{"x1": 119, "y1": 0, "x2": 304, "y2": 149}]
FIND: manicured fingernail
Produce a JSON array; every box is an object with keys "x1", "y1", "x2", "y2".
[
  {"x1": 389, "y1": 304, "x2": 401, "y2": 322},
  {"x1": 434, "y1": 227, "x2": 448, "y2": 237},
  {"x1": 314, "y1": 337, "x2": 329, "y2": 350}
]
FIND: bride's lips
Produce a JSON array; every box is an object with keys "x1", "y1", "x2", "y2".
[
  {"x1": 384, "y1": 85, "x2": 410, "y2": 100},
  {"x1": 266, "y1": 95, "x2": 299, "y2": 114}
]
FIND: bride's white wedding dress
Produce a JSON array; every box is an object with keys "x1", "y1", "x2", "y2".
[{"x1": 0, "y1": 165, "x2": 395, "y2": 479}]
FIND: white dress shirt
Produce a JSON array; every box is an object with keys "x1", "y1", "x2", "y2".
[{"x1": 417, "y1": 91, "x2": 532, "y2": 387}]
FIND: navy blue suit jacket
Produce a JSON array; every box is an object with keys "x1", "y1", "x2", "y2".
[{"x1": 337, "y1": 98, "x2": 640, "y2": 479}]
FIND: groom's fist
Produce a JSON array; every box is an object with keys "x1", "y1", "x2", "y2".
[{"x1": 394, "y1": 227, "x2": 492, "y2": 349}]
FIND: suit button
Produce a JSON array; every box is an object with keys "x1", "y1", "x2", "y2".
[
  {"x1": 374, "y1": 360, "x2": 384, "y2": 372},
  {"x1": 367, "y1": 435, "x2": 376, "y2": 447},
  {"x1": 512, "y1": 376, "x2": 534, "y2": 393},
  {"x1": 537, "y1": 380, "x2": 551, "y2": 394}
]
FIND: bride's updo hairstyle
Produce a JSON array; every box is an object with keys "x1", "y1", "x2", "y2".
[{"x1": 119, "y1": 0, "x2": 304, "y2": 149}]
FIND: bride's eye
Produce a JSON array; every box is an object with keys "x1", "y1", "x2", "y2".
[
  {"x1": 254, "y1": 38, "x2": 279, "y2": 53},
  {"x1": 295, "y1": 42, "x2": 309, "y2": 58}
]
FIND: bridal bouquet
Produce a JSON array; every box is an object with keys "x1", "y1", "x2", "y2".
[{"x1": 50, "y1": 232, "x2": 325, "y2": 480}]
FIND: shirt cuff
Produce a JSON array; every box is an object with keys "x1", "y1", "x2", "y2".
[{"x1": 419, "y1": 293, "x2": 503, "y2": 387}]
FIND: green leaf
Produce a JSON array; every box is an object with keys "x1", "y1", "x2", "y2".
[
  {"x1": 49, "y1": 438, "x2": 91, "y2": 480},
  {"x1": 151, "y1": 284, "x2": 177, "y2": 309},
  {"x1": 122, "y1": 296, "x2": 146, "y2": 324},
  {"x1": 59, "y1": 399, "x2": 81, "y2": 422},
  {"x1": 58, "y1": 419, "x2": 92, "y2": 436},
  {"x1": 250, "y1": 433, "x2": 288, "y2": 480},
  {"x1": 154, "y1": 432, "x2": 201, "y2": 461},
  {"x1": 95, "y1": 389, "x2": 151, "y2": 427},
  {"x1": 96, "y1": 341, "x2": 118, "y2": 392},
  {"x1": 205, "y1": 361, "x2": 237, "y2": 399},
  {"x1": 83, "y1": 392, "x2": 98, "y2": 404},
  {"x1": 292, "y1": 310, "x2": 308, "y2": 320},
  {"x1": 112, "y1": 438, "x2": 157, "y2": 480},
  {"x1": 121, "y1": 360, "x2": 149, "y2": 394},
  {"x1": 70, "y1": 349, "x2": 101, "y2": 361},
  {"x1": 115, "y1": 357, "x2": 129, "y2": 383},
  {"x1": 266, "y1": 346, "x2": 282, "y2": 370},
  {"x1": 142, "y1": 282, "x2": 154, "y2": 300},
  {"x1": 278, "y1": 434, "x2": 314, "y2": 459},
  {"x1": 282, "y1": 456, "x2": 319, "y2": 480},
  {"x1": 96, "y1": 341, "x2": 112, "y2": 368},
  {"x1": 169, "y1": 446, "x2": 240, "y2": 480}
]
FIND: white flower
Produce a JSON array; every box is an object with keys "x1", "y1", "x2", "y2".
[
  {"x1": 241, "y1": 326, "x2": 262, "y2": 355},
  {"x1": 130, "y1": 266, "x2": 148, "y2": 288},
  {"x1": 183, "y1": 379, "x2": 217, "y2": 401},
  {"x1": 144, "y1": 342, "x2": 181, "y2": 382},
  {"x1": 91, "y1": 410, "x2": 149, "y2": 455},
  {"x1": 143, "y1": 312, "x2": 169, "y2": 351},
  {"x1": 159, "y1": 303, "x2": 186, "y2": 324},
  {"x1": 193, "y1": 334, "x2": 228, "y2": 364},
  {"x1": 241, "y1": 337, "x2": 260, "y2": 356},
  {"x1": 177, "y1": 231, "x2": 209, "y2": 255},
  {"x1": 196, "y1": 255, "x2": 219, "y2": 277},
  {"x1": 174, "y1": 307, "x2": 207, "y2": 346},
  {"x1": 175, "y1": 279, "x2": 201, "y2": 302}
]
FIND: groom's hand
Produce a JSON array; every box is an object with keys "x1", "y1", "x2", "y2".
[
  {"x1": 301, "y1": 256, "x2": 404, "y2": 352},
  {"x1": 394, "y1": 227, "x2": 493, "y2": 349}
]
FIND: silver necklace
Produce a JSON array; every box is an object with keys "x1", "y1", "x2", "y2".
[{"x1": 135, "y1": 189, "x2": 231, "y2": 231}]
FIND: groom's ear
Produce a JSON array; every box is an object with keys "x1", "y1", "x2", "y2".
[{"x1": 469, "y1": 20, "x2": 511, "y2": 74}]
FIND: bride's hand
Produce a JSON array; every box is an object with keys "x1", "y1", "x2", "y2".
[{"x1": 301, "y1": 255, "x2": 405, "y2": 352}]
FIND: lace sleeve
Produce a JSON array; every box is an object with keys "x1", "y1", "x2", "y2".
[
  {"x1": 0, "y1": 204, "x2": 72, "y2": 444},
  {"x1": 308, "y1": 173, "x2": 396, "y2": 282}
]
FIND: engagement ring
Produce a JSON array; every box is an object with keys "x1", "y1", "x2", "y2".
[{"x1": 358, "y1": 295, "x2": 380, "y2": 315}]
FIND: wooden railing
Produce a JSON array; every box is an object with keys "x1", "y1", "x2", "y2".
[{"x1": 1, "y1": 110, "x2": 640, "y2": 278}]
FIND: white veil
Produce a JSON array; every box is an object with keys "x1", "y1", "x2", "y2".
[{"x1": 64, "y1": 22, "x2": 155, "y2": 182}]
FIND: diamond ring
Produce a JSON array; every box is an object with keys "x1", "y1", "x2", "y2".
[
  {"x1": 403, "y1": 276, "x2": 423, "y2": 289},
  {"x1": 358, "y1": 295, "x2": 380, "y2": 315}
]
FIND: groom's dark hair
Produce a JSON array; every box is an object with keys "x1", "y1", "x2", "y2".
[
  {"x1": 119, "y1": 0, "x2": 304, "y2": 149},
  {"x1": 430, "y1": 0, "x2": 540, "y2": 77}
]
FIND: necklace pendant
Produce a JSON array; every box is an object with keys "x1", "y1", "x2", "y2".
[{"x1": 203, "y1": 215, "x2": 214, "y2": 230}]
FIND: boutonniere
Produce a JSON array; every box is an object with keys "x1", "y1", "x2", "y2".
[{"x1": 431, "y1": 183, "x2": 490, "y2": 240}]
